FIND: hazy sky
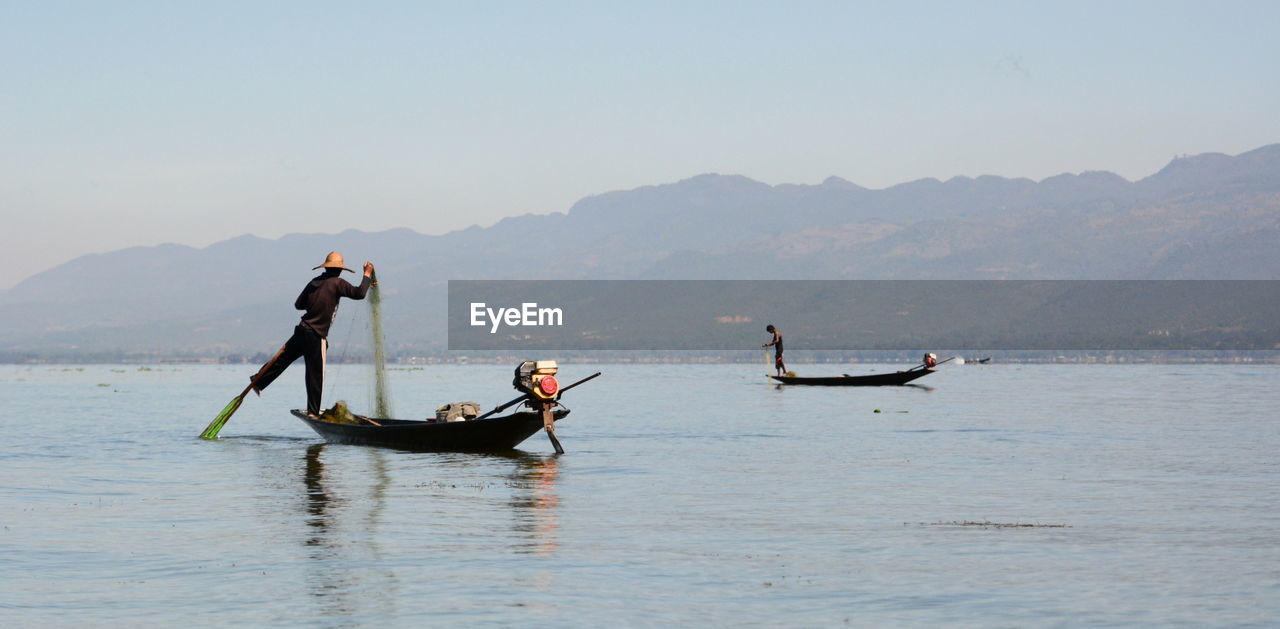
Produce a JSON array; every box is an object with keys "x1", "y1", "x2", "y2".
[{"x1": 4, "y1": 1, "x2": 1278, "y2": 289}]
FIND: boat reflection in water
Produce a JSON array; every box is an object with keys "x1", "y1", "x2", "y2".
[
  {"x1": 297, "y1": 444, "x2": 563, "y2": 609},
  {"x1": 301, "y1": 443, "x2": 397, "y2": 618},
  {"x1": 507, "y1": 454, "x2": 561, "y2": 556}
]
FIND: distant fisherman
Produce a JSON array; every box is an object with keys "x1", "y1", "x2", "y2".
[
  {"x1": 763, "y1": 324, "x2": 786, "y2": 376},
  {"x1": 253, "y1": 251, "x2": 375, "y2": 418}
]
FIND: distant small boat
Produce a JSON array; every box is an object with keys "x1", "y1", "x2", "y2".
[
  {"x1": 770, "y1": 368, "x2": 935, "y2": 387},
  {"x1": 292, "y1": 408, "x2": 569, "y2": 452}
]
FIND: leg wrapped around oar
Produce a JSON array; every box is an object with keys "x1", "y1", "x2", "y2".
[{"x1": 200, "y1": 343, "x2": 289, "y2": 439}]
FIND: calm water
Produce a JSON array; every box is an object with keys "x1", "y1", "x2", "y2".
[{"x1": 2, "y1": 362, "x2": 1278, "y2": 627}]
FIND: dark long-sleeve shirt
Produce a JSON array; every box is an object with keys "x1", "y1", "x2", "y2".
[{"x1": 294, "y1": 273, "x2": 372, "y2": 338}]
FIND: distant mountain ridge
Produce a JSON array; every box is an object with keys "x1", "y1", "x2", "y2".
[{"x1": 3, "y1": 143, "x2": 1278, "y2": 358}]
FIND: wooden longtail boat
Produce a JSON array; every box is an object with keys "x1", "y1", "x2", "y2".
[
  {"x1": 293, "y1": 364, "x2": 601, "y2": 452},
  {"x1": 291, "y1": 407, "x2": 570, "y2": 452},
  {"x1": 770, "y1": 368, "x2": 934, "y2": 387}
]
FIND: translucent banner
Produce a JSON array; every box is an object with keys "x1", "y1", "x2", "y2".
[{"x1": 447, "y1": 280, "x2": 1280, "y2": 351}]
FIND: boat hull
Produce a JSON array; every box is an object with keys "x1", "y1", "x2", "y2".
[
  {"x1": 770, "y1": 369, "x2": 934, "y2": 386},
  {"x1": 292, "y1": 408, "x2": 569, "y2": 452}
]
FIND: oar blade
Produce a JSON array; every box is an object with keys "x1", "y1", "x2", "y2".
[{"x1": 200, "y1": 396, "x2": 244, "y2": 440}]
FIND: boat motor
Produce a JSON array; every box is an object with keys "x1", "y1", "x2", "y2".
[
  {"x1": 513, "y1": 360, "x2": 559, "y2": 400},
  {"x1": 512, "y1": 360, "x2": 563, "y2": 453},
  {"x1": 469, "y1": 362, "x2": 599, "y2": 455}
]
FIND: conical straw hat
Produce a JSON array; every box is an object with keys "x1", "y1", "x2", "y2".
[{"x1": 312, "y1": 251, "x2": 354, "y2": 272}]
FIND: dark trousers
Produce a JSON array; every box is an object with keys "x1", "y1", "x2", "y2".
[{"x1": 256, "y1": 325, "x2": 327, "y2": 415}]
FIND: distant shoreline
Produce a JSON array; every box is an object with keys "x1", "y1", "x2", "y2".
[{"x1": 4, "y1": 350, "x2": 1277, "y2": 366}]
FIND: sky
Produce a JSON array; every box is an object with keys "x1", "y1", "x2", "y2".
[{"x1": 3, "y1": 0, "x2": 1279, "y2": 289}]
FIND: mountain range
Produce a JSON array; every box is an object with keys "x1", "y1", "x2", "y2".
[{"x1": 3, "y1": 144, "x2": 1278, "y2": 359}]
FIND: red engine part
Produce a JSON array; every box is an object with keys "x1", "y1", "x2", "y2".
[{"x1": 538, "y1": 375, "x2": 559, "y2": 396}]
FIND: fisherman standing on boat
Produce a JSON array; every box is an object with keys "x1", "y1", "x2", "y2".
[
  {"x1": 763, "y1": 324, "x2": 786, "y2": 376},
  {"x1": 253, "y1": 252, "x2": 375, "y2": 418}
]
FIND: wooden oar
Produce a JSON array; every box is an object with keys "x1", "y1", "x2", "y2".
[{"x1": 199, "y1": 345, "x2": 287, "y2": 440}]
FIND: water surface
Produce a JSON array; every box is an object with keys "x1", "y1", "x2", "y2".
[{"x1": 2, "y1": 363, "x2": 1277, "y2": 626}]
